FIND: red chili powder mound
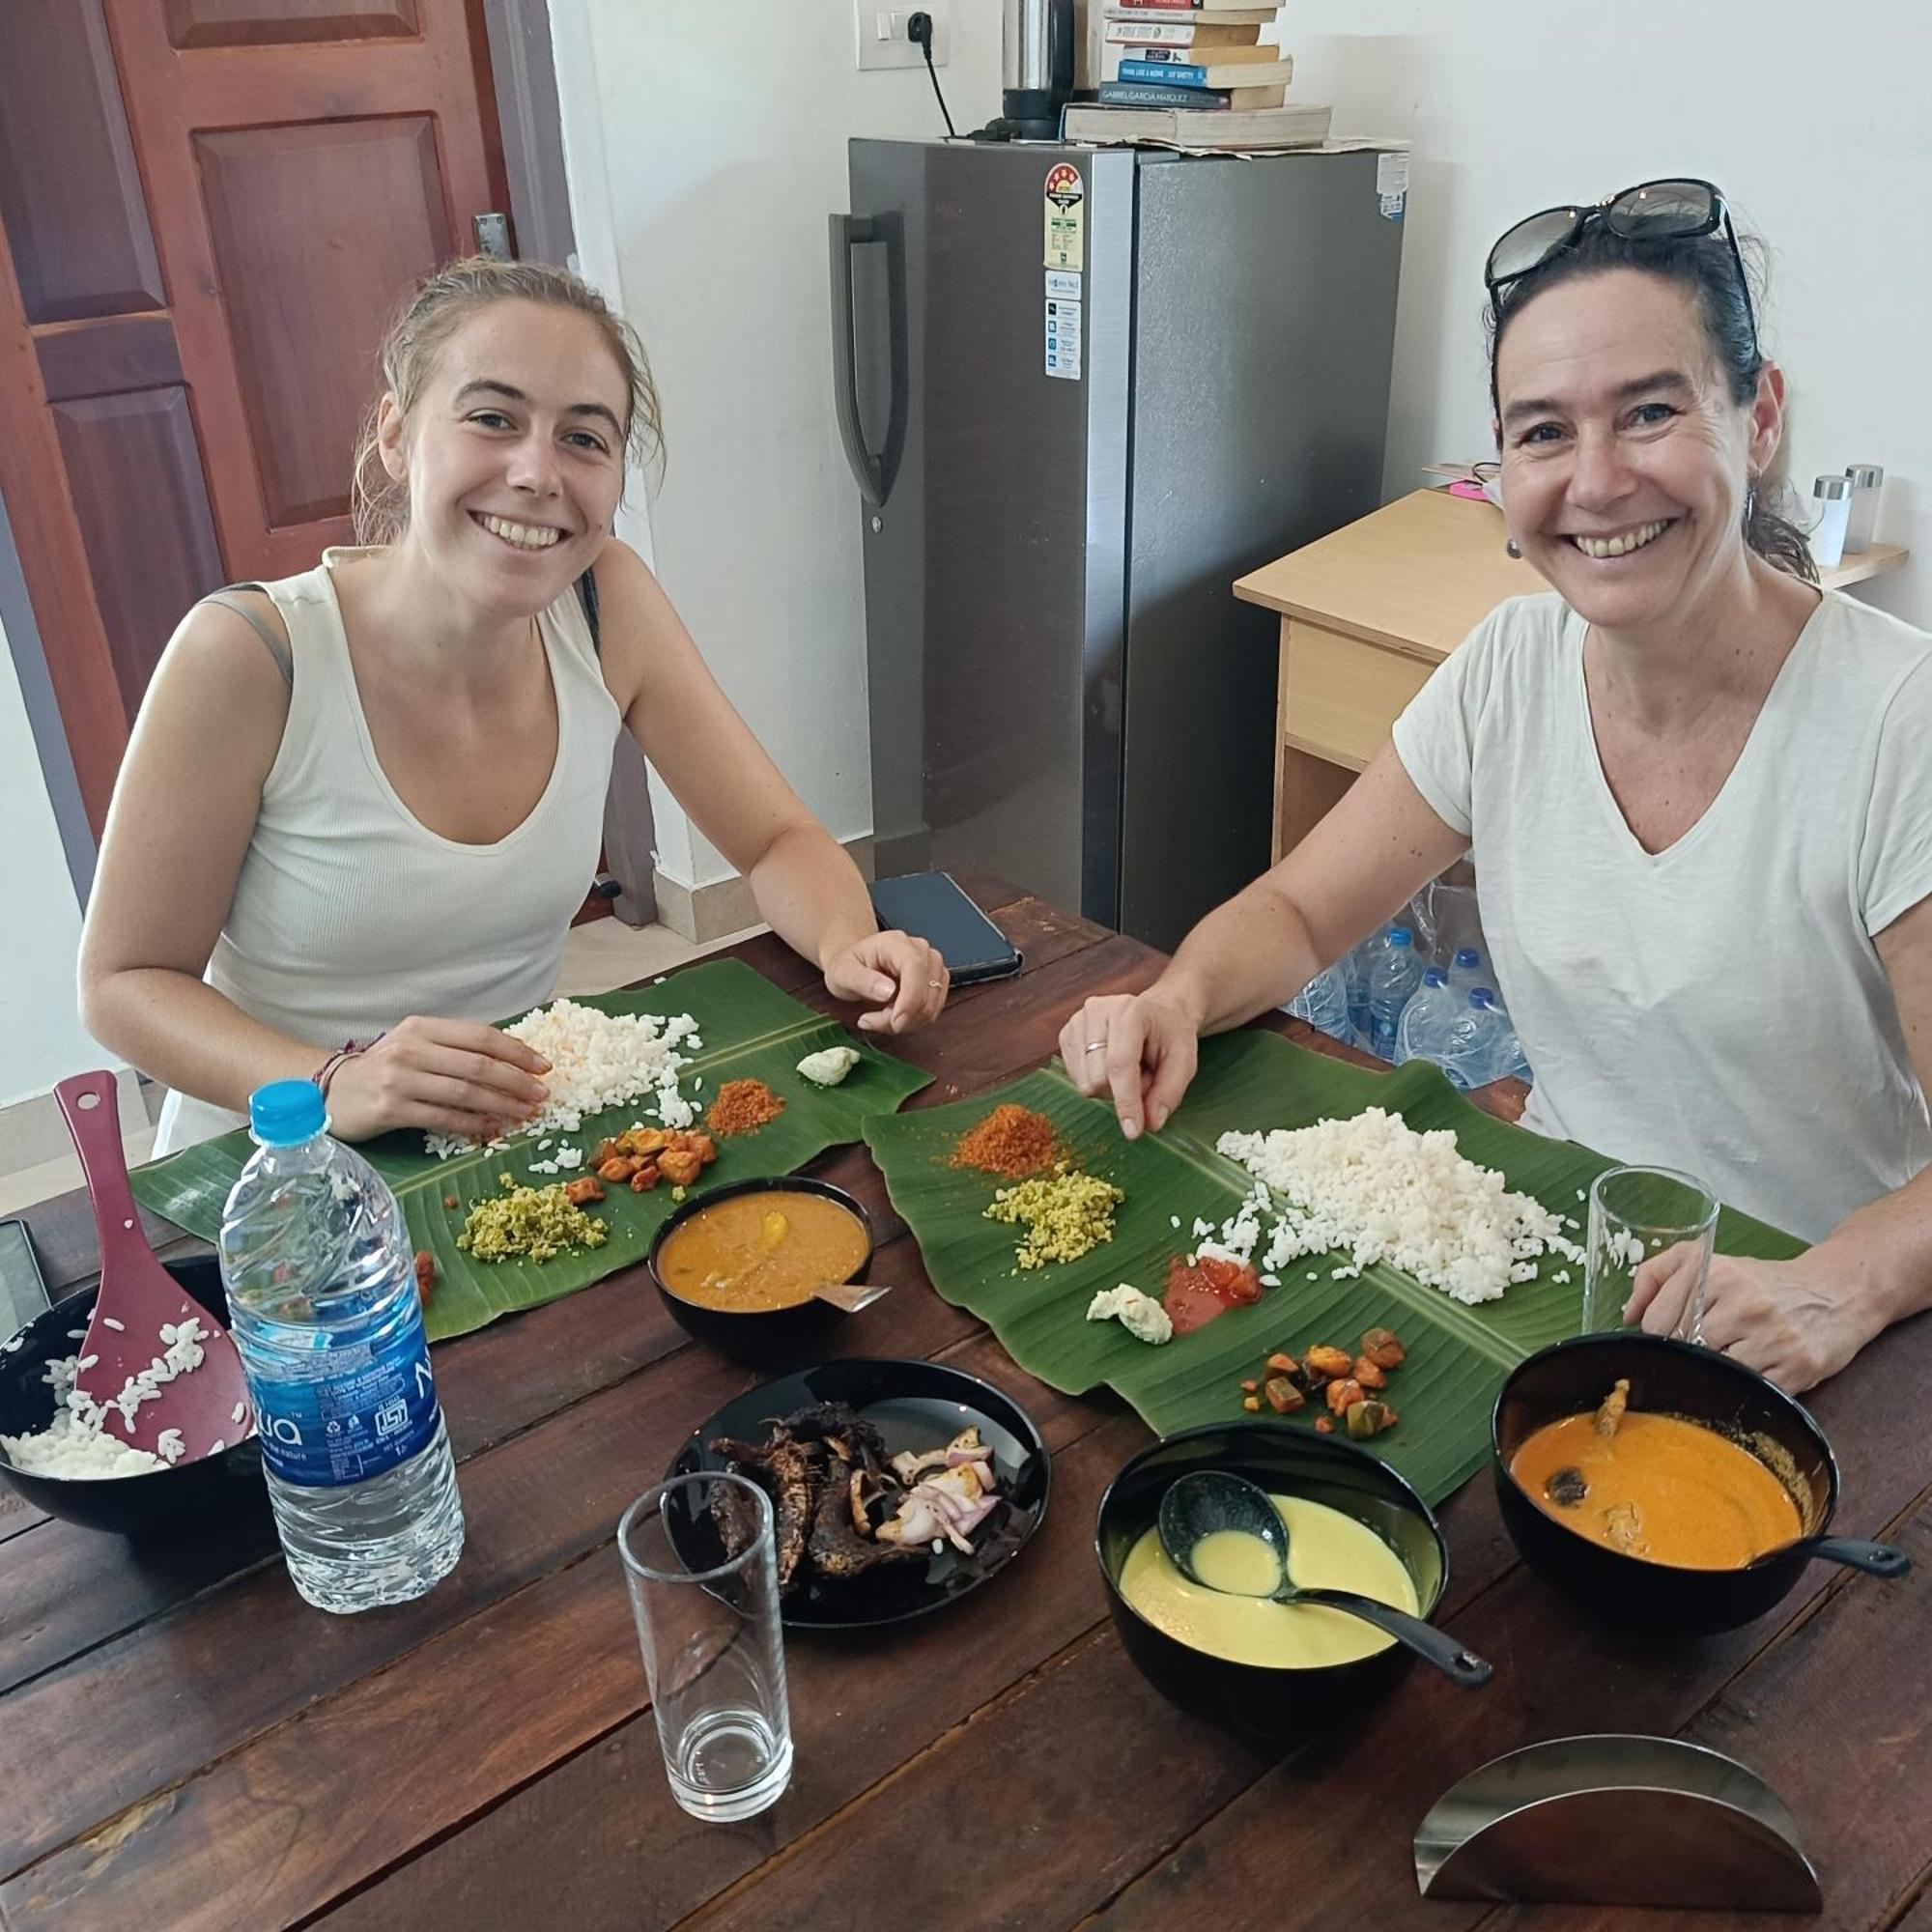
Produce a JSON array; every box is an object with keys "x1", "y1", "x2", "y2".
[
  {"x1": 950, "y1": 1103, "x2": 1062, "y2": 1179},
  {"x1": 707, "y1": 1077, "x2": 786, "y2": 1137}
]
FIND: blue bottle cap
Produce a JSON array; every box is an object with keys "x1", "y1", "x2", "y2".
[
  {"x1": 1388, "y1": 926, "x2": 1413, "y2": 947},
  {"x1": 1455, "y1": 948, "x2": 1481, "y2": 968},
  {"x1": 1471, "y1": 987, "x2": 1496, "y2": 1009},
  {"x1": 249, "y1": 1079, "x2": 327, "y2": 1146},
  {"x1": 1423, "y1": 967, "x2": 1447, "y2": 988}
]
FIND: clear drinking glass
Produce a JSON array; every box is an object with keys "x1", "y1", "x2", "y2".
[
  {"x1": 617, "y1": 1470, "x2": 793, "y2": 1823},
  {"x1": 1582, "y1": 1165, "x2": 1720, "y2": 1340}
]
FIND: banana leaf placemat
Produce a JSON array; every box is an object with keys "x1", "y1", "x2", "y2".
[
  {"x1": 130, "y1": 958, "x2": 931, "y2": 1342},
  {"x1": 863, "y1": 1031, "x2": 1805, "y2": 1506}
]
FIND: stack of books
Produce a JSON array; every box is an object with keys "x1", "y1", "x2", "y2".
[{"x1": 1067, "y1": 1, "x2": 1330, "y2": 152}]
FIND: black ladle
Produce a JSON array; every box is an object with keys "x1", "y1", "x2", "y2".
[
  {"x1": 1753, "y1": 1534, "x2": 1911, "y2": 1579},
  {"x1": 1545, "y1": 1464, "x2": 1910, "y2": 1579},
  {"x1": 1157, "y1": 1470, "x2": 1492, "y2": 1690}
]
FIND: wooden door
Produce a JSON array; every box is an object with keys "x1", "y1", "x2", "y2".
[{"x1": 0, "y1": 0, "x2": 511, "y2": 834}]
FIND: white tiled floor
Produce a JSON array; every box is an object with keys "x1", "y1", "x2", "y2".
[{"x1": 0, "y1": 916, "x2": 754, "y2": 1220}]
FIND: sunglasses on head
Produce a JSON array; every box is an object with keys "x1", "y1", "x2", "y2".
[{"x1": 1485, "y1": 178, "x2": 1757, "y2": 356}]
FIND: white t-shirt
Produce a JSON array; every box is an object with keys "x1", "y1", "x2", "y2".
[{"x1": 1392, "y1": 588, "x2": 1932, "y2": 1242}]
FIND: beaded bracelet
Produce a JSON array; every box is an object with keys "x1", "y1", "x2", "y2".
[{"x1": 311, "y1": 1032, "x2": 386, "y2": 1097}]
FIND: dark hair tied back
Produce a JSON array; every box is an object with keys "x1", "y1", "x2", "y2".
[{"x1": 1487, "y1": 222, "x2": 1817, "y2": 584}]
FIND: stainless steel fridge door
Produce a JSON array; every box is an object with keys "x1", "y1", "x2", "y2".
[
  {"x1": 1119, "y1": 150, "x2": 1403, "y2": 952},
  {"x1": 843, "y1": 139, "x2": 1134, "y2": 921}
]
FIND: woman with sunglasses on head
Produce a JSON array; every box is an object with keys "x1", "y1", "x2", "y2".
[{"x1": 1059, "y1": 181, "x2": 1932, "y2": 1394}]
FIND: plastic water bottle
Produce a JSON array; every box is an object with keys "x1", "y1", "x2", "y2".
[
  {"x1": 1367, "y1": 926, "x2": 1425, "y2": 1062},
  {"x1": 1447, "y1": 947, "x2": 1485, "y2": 999},
  {"x1": 1497, "y1": 1026, "x2": 1533, "y2": 1085},
  {"x1": 1393, "y1": 966, "x2": 1455, "y2": 1066},
  {"x1": 1344, "y1": 933, "x2": 1379, "y2": 1046},
  {"x1": 1437, "y1": 987, "x2": 1513, "y2": 1092},
  {"x1": 1404, "y1": 887, "x2": 1438, "y2": 968},
  {"x1": 1287, "y1": 963, "x2": 1352, "y2": 1042},
  {"x1": 219, "y1": 1080, "x2": 465, "y2": 1613}
]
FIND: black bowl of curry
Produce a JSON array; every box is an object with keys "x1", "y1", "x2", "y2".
[
  {"x1": 1095, "y1": 1422, "x2": 1451, "y2": 1742},
  {"x1": 1492, "y1": 1334, "x2": 1908, "y2": 1634},
  {"x1": 647, "y1": 1176, "x2": 874, "y2": 1362}
]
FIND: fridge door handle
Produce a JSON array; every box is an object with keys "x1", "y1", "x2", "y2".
[{"x1": 829, "y1": 212, "x2": 908, "y2": 509}]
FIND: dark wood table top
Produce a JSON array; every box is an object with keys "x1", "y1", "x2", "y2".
[{"x1": 2, "y1": 875, "x2": 1925, "y2": 1931}]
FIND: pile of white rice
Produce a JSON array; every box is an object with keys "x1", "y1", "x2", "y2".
[
  {"x1": 427, "y1": 998, "x2": 701, "y2": 1158},
  {"x1": 0, "y1": 1316, "x2": 245, "y2": 1479},
  {"x1": 1208, "y1": 1108, "x2": 1585, "y2": 1306}
]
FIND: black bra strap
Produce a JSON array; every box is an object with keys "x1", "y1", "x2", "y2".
[{"x1": 577, "y1": 568, "x2": 601, "y2": 655}]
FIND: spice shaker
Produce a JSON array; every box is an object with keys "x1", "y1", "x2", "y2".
[
  {"x1": 1808, "y1": 474, "x2": 1851, "y2": 570},
  {"x1": 1844, "y1": 464, "x2": 1884, "y2": 554}
]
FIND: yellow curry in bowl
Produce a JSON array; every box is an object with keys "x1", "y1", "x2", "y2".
[
  {"x1": 1119, "y1": 1493, "x2": 1420, "y2": 1669},
  {"x1": 1510, "y1": 1380, "x2": 1804, "y2": 1570},
  {"x1": 656, "y1": 1190, "x2": 869, "y2": 1314}
]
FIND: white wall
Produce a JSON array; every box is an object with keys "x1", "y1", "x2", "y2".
[
  {"x1": 1274, "y1": 0, "x2": 1930, "y2": 625},
  {"x1": 0, "y1": 617, "x2": 98, "y2": 1108},
  {"x1": 550, "y1": 0, "x2": 1002, "y2": 889},
  {"x1": 549, "y1": 0, "x2": 1932, "y2": 900}
]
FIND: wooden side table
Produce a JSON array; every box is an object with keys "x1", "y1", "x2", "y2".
[{"x1": 1235, "y1": 489, "x2": 1909, "y2": 861}]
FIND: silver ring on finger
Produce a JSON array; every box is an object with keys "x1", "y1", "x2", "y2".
[{"x1": 1084, "y1": 1040, "x2": 1107, "y2": 1054}]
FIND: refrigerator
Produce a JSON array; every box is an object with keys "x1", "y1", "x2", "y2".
[{"x1": 833, "y1": 138, "x2": 1404, "y2": 952}]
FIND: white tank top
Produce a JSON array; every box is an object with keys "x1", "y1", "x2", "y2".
[
  {"x1": 155, "y1": 549, "x2": 622, "y2": 1154},
  {"x1": 1392, "y1": 588, "x2": 1932, "y2": 1242}
]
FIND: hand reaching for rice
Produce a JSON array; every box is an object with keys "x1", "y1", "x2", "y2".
[
  {"x1": 1060, "y1": 987, "x2": 1203, "y2": 1140},
  {"x1": 822, "y1": 928, "x2": 949, "y2": 1035},
  {"x1": 323, "y1": 1015, "x2": 552, "y2": 1143}
]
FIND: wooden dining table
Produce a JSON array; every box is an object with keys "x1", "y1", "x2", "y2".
[{"x1": 2, "y1": 874, "x2": 1926, "y2": 1932}]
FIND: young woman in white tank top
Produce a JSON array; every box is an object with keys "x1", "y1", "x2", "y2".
[{"x1": 79, "y1": 260, "x2": 950, "y2": 1155}]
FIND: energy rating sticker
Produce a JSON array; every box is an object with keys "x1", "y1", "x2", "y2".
[
  {"x1": 1045, "y1": 296, "x2": 1082, "y2": 381},
  {"x1": 1044, "y1": 161, "x2": 1085, "y2": 271}
]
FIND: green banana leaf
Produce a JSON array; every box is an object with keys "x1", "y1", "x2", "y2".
[
  {"x1": 864, "y1": 1031, "x2": 1805, "y2": 1505},
  {"x1": 129, "y1": 959, "x2": 931, "y2": 1342}
]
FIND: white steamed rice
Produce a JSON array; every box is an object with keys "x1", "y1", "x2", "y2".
[
  {"x1": 1207, "y1": 1108, "x2": 1586, "y2": 1306},
  {"x1": 426, "y1": 997, "x2": 701, "y2": 1158},
  {"x1": 0, "y1": 1315, "x2": 229, "y2": 1479}
]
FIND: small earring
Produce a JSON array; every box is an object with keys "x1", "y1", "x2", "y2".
[{"x1": 1505, "y1": 537, "x2": 1522, "y2": 559}]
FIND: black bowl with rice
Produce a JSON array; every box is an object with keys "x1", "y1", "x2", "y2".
[{"x1": 0, "y1": 1255, "x2": 269, "y2": 1538}]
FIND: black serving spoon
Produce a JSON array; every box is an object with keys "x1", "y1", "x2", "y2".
[
  {"x1": 1157, "y1": 1470, "x2": 1492, "y2": 1690},
  {"x1": 1751, "y1": 1533, "x2": 1911, "y2": 1579}
]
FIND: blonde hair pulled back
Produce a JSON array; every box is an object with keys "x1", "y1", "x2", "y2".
[{"x1": 350, "y1": 256, "x2": 663, "y2": 547}]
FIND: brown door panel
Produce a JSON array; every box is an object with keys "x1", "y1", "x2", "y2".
[
  {"x1": 107, "y1": 0, "x2": 509, "y2": 581},
  {"x1": 0, "y1": 0, "x2": 510, "y2": 834}
]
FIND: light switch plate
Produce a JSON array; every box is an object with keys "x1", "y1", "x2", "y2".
[{"x1": 856, "y1": 1, "x2": 948, "y2": 71}]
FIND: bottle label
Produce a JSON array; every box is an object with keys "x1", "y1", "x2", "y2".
[{"x1": 249, "y1": 1298, "x2": 441, "y2": 1488}]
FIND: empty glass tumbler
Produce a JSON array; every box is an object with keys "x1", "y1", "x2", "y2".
[
  {"x1": 1582, "y1": 1165, "x2": 1719, "y2": 1341},
  {"x1": 618, "y1": 1470, "x2": 793, "y2": 1823}
]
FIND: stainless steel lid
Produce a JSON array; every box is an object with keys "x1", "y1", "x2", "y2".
[
  {"x1": 1846, "y1": 463, "x2": 1885, "y2": 488},
  {"x1": 1811, "y1": 474, "x2": 1852, "y2": 499}
]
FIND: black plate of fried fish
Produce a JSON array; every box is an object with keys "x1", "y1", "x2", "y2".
[{"x1": 664, "y1": 1358, "x2": 1051, "y2": 1629}]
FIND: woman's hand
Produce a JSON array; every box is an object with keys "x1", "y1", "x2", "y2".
[
  {"x1": 1625, "y1": 1249, "x2": 1879, "y2": 1392},
  {"x1": 822, "y1": 929, "x2": 950, "y2": 1035},
  {"x1": 1059, "y1": 986, "x2": 1203, "y2": 1139},
  {"x1": 324, "y1": 1016, "x2": 553, "y2": 1143}
]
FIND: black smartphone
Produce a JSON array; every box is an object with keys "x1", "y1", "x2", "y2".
[
  {"x1": 868, "y1": 871, "x2": 1023, "y2": 986},
  {"x1": 0, "y1": 1217, "x2": 52, "y2": 1338}
]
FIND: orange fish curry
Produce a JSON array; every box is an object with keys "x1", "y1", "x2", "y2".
[{"x1": 1511, "y1": 1381, "x2": 1804, "y2": 1570}]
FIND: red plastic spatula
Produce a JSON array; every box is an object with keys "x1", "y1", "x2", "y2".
[{"x1": 55, "y1": 1071, "x2": 252, "y2": 1463}]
